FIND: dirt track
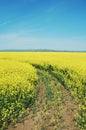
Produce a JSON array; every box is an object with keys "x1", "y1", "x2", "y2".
[{"x1": 8, "y1": 71, "x2": 79, "y2": 130}]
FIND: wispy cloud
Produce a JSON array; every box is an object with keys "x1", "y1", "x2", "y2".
[
  {"x1": 0, "y1": 20, "x2": 11, "y2": 26},
  {"x1": 0, "y1": 12, "x2": 32, "y2": 27},
  {"x1": 0, "y1": 33, "x2": 86, "y2": 50}
]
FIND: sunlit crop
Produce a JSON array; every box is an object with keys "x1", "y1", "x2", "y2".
[
  {"x1": 0, "y1": 57, "x2": 38, "y2": 129},
  {"x1": 0, "y1": 52, "x2": 86, "y2": 130}
]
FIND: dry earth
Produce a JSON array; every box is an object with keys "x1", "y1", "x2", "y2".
[{"x1": 8, "y1": 73, "x2": 79, "y2": 130}]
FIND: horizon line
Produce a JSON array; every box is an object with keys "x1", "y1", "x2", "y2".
[{"x1": 0, "y1": 49, "x2": 86, "y2": 52}]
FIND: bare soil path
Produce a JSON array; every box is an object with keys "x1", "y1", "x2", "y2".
[
  {"x1": 59, "y1": 85, "x2": 79, "y2": 130},
  {"x1": 7, "y1": 71, "x2": 79, "y2": 130}
]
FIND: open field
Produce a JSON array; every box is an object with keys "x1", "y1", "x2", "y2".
[{"x1": 0, "y1": 52, "x2": 86, "y2": 130}]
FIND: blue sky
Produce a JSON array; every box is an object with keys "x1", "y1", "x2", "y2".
[{"x1": 0, "y1": 0, "x2": 86, "y2": 50}]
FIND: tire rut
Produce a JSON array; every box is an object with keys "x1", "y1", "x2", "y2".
[
  {"x1": 8, "y1": 72, "x2": 79, "y2": 130},
  {"x1": 8, "y1": 81, "x2": 47, "y2": 130},
  {"x1": 60, "y1": 85, "x2": 79, "y2": 130}
]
